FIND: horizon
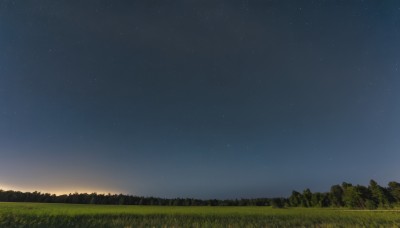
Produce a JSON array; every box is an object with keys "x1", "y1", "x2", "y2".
[
  {"x1": 1, "y1": 177, "x2": 396, "y2": 199},
  {"x1": 1, "y1": 0, "x2": 400, "y2": 199},
  {"x1": 1, "y1": 178, "x2": 397, "y2": 200}
]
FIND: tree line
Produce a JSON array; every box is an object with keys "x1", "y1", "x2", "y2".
[
  {"x1": 273, "y1": 180, "x2": 400, "y2": 209},
  {"x1": 0, "y1": 180, "x2": 399, "y2": 209}
]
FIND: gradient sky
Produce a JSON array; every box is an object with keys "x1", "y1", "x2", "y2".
[{"x1": 1, "y1": 0, "x2": 400, "y2": 199}]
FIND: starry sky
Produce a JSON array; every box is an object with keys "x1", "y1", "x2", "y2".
[{"x1": 1, "y1": 0, "x2": 400, "y2": 199}]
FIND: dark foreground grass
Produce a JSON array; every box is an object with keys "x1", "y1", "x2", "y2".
[{"x1": 0, "y1": 202, "x2": 399, "y2": 227}]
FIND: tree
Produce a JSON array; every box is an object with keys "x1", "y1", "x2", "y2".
[
  {"x1": 319, "y1": 193, "x2": 331, "y2": 207},
  {"x1": 388, "y1": 181, "x2": 400, "y2": 204},
  {"x1": 271, "y1": 198, "x2": 285, "y2": 208},
  {"x1": 311, "y1": 192, "x2": 322, "y2": 207},
  {"x1": 289, "y1": 191, "x2": 302, "y2": 207},
  {"x1": 302, "y1": 189, "x2": 312, "y2": 207},
  {"x1": 365, "y1": 199, "x2": 378, "y2": 210},
  {"x1": 369, "y1": 180, "x2": 390, "y2": 208},
  {"x1": 329, "y1": 185, "x2": 344, "y2": 207},
  {"x1": 343, "y1": 185, "x2": 368, "y2": 209}
]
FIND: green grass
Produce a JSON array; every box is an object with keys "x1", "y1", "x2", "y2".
[{"x1": 0, "y1": 202, "x2": 399, "y2": 227}]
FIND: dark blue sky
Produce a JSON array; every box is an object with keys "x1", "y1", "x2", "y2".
[{"x1": 1, "y1": 0, "x2": 400, "y2": 198}]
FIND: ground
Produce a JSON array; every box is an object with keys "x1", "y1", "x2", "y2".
[{"x1": 0, "y1": 202, "x2": 399, "y2": 227}]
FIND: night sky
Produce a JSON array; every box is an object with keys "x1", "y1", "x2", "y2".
[{"x1": 1, "y1": 0, "x2": 400, "y2": 199}]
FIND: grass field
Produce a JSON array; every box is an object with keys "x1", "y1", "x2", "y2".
[{"x1": 0, "y1": 202, "x2": 399, "y2": 227}]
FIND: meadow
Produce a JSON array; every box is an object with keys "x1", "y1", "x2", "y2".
[{"x1": 0, "y1": 202, "x2": 399, "y2": 227}]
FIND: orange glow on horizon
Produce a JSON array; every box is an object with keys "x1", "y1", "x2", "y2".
[{"x1": 0, "y1": 183, "x2": 125, "y2": 196}]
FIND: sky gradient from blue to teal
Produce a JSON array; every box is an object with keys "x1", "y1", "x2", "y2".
[{"x1": 1, "y1": 0, "x2": 400, "y2": 199}]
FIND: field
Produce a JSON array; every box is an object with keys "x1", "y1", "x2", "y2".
[{"x1": 0, "y1": 202, "x2": 399, "y2": 227}]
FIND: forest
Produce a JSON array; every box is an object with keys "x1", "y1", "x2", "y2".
[{"x1": 1, "y1": 180, "x2": 399, "y2": 209}]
